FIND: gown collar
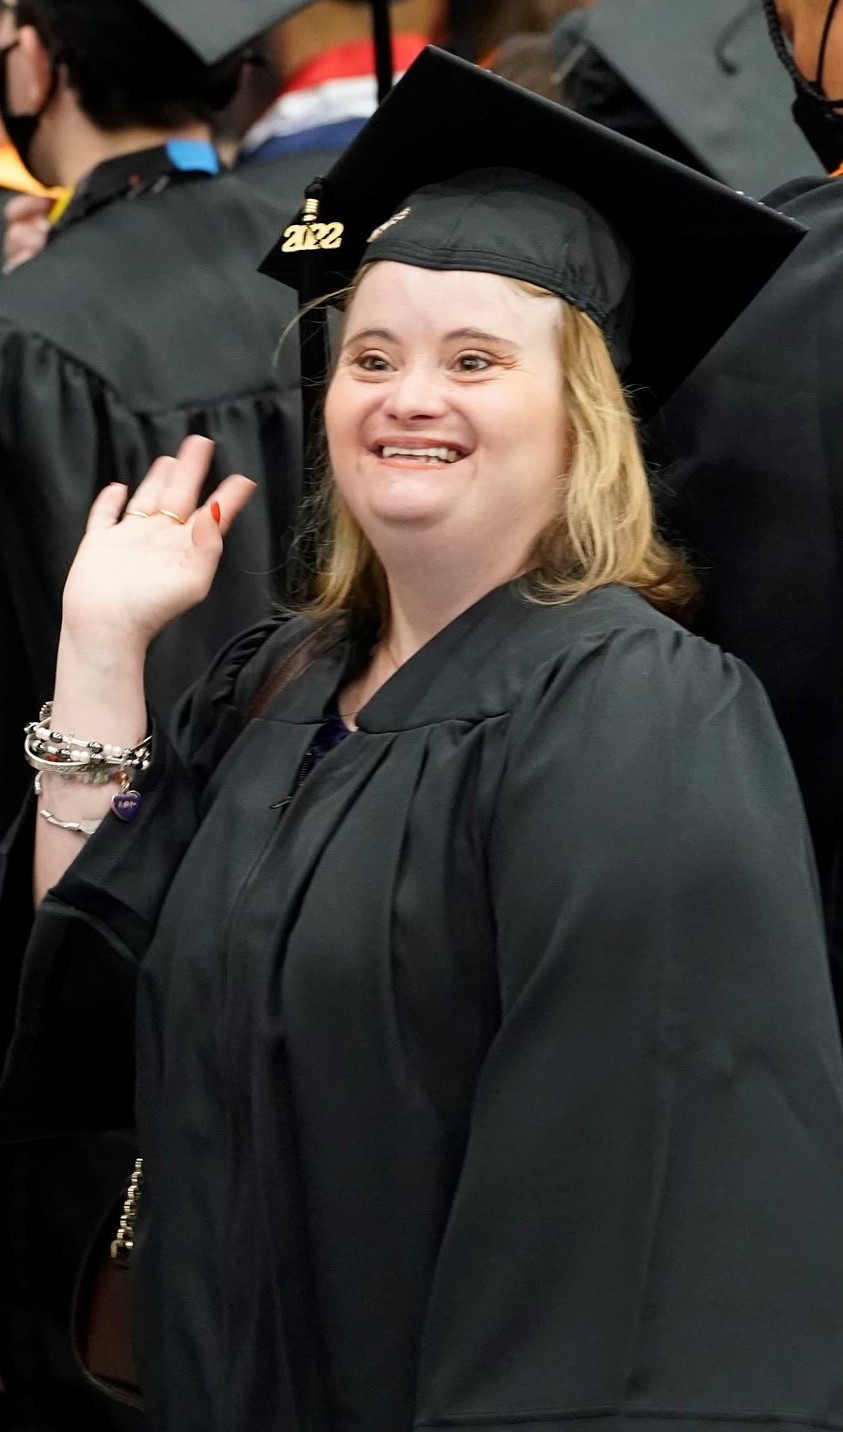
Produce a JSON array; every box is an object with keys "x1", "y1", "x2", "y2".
[
  {"x1": 49, "y1": 140, "x2": 220, "y2": 235},
  {"x1": 260, "y1": 582, "x2": 662, "y2": 733}
]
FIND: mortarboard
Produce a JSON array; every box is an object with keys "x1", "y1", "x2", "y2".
[
  {"x1": 138, "y1": 0, "x2": 310, "y2": 65},
  {"x1": 260, "y1": 44, "x2": 805, "y2": 418},
  {"x1": 552, "y1": 0, "x2": 823, "y2": 197},
  {"x1": 142, "y1": 0, "x2": 396, "y2": 100}
]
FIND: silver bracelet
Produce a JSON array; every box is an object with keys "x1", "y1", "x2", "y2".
[
  {"x1": 33, "y1": 773, "x2": 102, "y2": 838},
  {"x1": 39, "y1": 807, "x2": 102, "y2": 838},
  {"x1": 27, "y1": 702, "x2": 151, "y2": 762},
  {"x1": 25, "y1": 747, "x2": 124, "y2": 783},
  {"x1": 24, "y1": 700, "x2": 152, "y2": 785}
]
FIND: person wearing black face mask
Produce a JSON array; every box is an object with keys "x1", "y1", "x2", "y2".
[
  {"x1": 0, "y1": 0, "x2": 59, "y2": 180},
  {"x1": 763, "y1": 0, "x2": 843, "y2": 171},
  {"x1": 646, "y1": 0, "x2": 843, "y2": 1026},
  {"x1": 0, "y1": 0, "x2": 313, "y2": 849},
  {"x1": 543, "y1": 0, "x2": 822, "y2": 197}
]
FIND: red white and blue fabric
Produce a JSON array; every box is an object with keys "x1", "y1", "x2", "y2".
[{"x1": 237, "y1": 35, "x2": 428, "y2": 163}]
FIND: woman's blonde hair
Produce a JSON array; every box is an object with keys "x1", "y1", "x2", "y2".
[{"x1": 298, "y1": 273, "x2": 697, "y2": 628}]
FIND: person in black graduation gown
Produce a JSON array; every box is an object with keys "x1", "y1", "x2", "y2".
[
  {"x1": 0, "y1": 1, "x2": 319, "y2": 1427},
  {"x1": 229, "y1": 0, "x2": 445, "y2": 201},
  {"x1": 0, "y1": 0, "x2": 314, "y2": 836},
  {"x1": 4, "y1": 46, "x2": 843, "y2": 1432},
  {"x1": 647, "y1": 0, "x2": 843, "y2": 1005},
  {"x1": 549, "y1": 0, "x2": 822, "y2": 196}
]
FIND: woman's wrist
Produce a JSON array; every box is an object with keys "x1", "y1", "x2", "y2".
[
  {"x1": 55, "y1": 622, "x2": 148, "y2": 681},
  {"x1": 51, "y1": 629, "x2": 149, "y2": 751}
]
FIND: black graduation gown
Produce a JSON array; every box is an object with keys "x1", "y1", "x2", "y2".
[
  {"x1": 0, "y1": 153, "x2": 300, "y2": 1431},
  {"x1": 2, "y1": 582, "x2": 843, "y2": 1432},
  {"x1": 647, "y1": 173, "x2": 843, "y2": 1000},
  {"x1": 0, "y1": 155, "x2": 302, "y2": 837},
  {"x1": 233, "y1": 147, "x2": 342, "y2": 206}
]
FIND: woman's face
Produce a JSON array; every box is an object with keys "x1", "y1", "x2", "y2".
[{"x1": 325, "y1": 262, "x2": 568, "y2": 572}]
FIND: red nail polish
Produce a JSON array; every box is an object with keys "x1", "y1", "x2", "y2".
[{"x1": 211, "y1": 501, "x2": 221, "y2": 524}]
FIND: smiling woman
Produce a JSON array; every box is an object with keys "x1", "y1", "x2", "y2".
[
  {"x1": 4, "y1": 44, "x2": 843, "y2": 1432},
  {"x1": 311, "y1": 261, "x2": 694, "y2": 637}
]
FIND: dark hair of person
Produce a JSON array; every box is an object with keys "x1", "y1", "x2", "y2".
[
  {"x1": 17, "y1": 0, "x2": 244, "y2": 130},
  {"x1": 485, "y1": 32, "x2": 569, "y2": 104},
  {"x1": 447, "y1": 0, "x2": 590, "y2": 63}
]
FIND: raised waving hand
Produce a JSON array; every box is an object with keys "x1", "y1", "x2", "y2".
[
  {"x1": 62, "y1": 434, "x2": 257, "y2": 649},
  {"x1": 34, "y1": 435, "x2": 256, "y2": 903}
]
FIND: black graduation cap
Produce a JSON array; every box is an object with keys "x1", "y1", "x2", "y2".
[
  {"x1": 260, "y1": 44, "x2": 806, "y2": 422},
  {"x1": 143, "y1": 0, "x2": 396, "y2": 99},
  {"x1": 552, "y1": 0, "x2": 823, "y2": 197},
  {"x1": 137, "y1": 0, "x2": 306, "y2": 65}
]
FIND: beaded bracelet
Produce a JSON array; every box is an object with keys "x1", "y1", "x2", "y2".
[
  {"x1": 24, "y1": 700, "x2": 151, "y2": 785},
  {"x1": 25, "y1": 701, "x2": 150, "y2": 823},
  {"x1": 28, "y1": 701, "x2": 151, "y2": 763}
]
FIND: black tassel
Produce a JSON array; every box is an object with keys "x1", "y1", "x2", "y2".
[
  {"x1": 370, "y1": 0, "x2": 395, "y2": 103},
  {"x1": 292, "y1": 179, "x2": 333, "y2": 597}
]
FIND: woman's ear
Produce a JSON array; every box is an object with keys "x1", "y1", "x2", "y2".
[{"x1": 15, "y1": 24, "x2": 55, "y2": 111}]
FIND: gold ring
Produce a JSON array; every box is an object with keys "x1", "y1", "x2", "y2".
[
  {"x1": 156, "y1": 508, "x2": 187, "y2": 525},
  {"x1": 125, "y1": 508, "x2": 151, "y2": 518}
]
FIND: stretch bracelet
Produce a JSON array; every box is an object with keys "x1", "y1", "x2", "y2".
[
  {"x1": 26, "y1": 701, "x2": 150, "y2": 824},
  {"x1": 28, "y1": 702, "x2": 151, "y2": 763},
  {"x1": 24, "y1": 701, "x2": 151, "y2": 785}
]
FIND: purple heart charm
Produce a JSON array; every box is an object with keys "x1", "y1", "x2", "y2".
[{"x1": 111, "y1": 788, "x2": 142, "y2": 822}]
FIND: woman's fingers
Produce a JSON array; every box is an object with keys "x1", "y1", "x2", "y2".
[
  {"x1": 67, "y1": 466, "x2": 256, "y2": 648},
  {"x1": 85, "y1": 482, "x2": 129, "y2": 532},
  {"x1": 155, "y1": 434, "x2": 216, "y2": 520},
  {"x1": 209, "y1": 473, "x2": 258, "y2": 534},
  {"x1": 169, "y1": 433, "x2": 216, "y2": 501},
  {"x1": 86, "y1": 446, "x2": 255, "y2": 572},
  {"x1": 191, "y1": 476, "x2": 258, "y2": 548},
  {"x1": 125, "y1": 453, "x2": 182, "y2": 515},
  {"x1": 130, "y1": 435, "x2": 216, "y2": 519},
  {"x1": 4, "y1": 194, "x2": 53, "y2": 221},
  {"x1": 2, "y1": 194, "x2": 52, "y2": 273}
]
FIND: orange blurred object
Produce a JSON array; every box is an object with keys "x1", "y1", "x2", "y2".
[{"x1": 0, "y1": 142, "x2": 64, "y2": 200}]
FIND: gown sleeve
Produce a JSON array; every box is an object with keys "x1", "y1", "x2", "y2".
[
  {"x1": 0, "y1": 617, "x2": 283, "y2": 1138},
  {"x1": 415, "y1": 625, "x2": 843, "y2": 1432}
]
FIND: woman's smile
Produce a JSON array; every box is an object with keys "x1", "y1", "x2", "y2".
[{"x1": 374, "y1": 443, "x2": 465, "y2": 465}]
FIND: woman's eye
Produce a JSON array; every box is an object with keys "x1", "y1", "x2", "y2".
[
  {"x1": 454, "y1": 353, "x2": 493, "y2": 373},
  {"x1": 356, "y1": 352, "x2": 392, "y2": 372}
]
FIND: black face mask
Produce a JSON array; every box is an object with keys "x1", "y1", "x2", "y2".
[
  {"x1": 790, "y1": 87, "x2": 843, "y2": 170},
  {"x1": 0, "y1": 39, "x2": 54, "y2": 182},
  {"x1": 763, "y1": 0, "x2": 843, "y2": 172}
]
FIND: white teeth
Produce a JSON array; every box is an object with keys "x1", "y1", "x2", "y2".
[{"x1": 380, "y1": 446, "x2": 461, "y2": 463}]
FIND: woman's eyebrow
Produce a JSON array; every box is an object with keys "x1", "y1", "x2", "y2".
[
  {"x1": 342, "y1": 327, "x2": 395, "y2": 347},
  {"x1": 341, "y1": 325, "x2": 522, "y2": 349},
  {"x1": 446, "y1": 328, "x2": 521, "y2": 348}
]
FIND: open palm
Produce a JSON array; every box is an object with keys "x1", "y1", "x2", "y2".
[{"x1": 62, "y1": 435, "x2": 257, "y2": 650}]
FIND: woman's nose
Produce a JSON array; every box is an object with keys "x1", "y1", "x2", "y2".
[{"x1": 382, "y1": 364, "x2": 448, "y2": 421}]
